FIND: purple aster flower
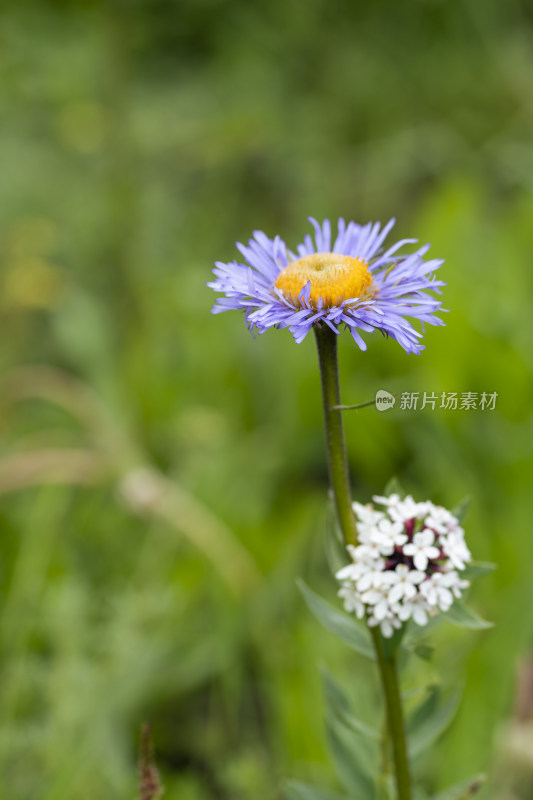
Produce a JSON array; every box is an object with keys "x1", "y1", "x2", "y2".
[{"x1": 208, "y1": 217, "x2": 445, "y2": 353}]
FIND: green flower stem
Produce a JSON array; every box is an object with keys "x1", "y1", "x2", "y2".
[
  {"x1": 371, "y1": 629, "x2": 412, "y2": 800},
  {"x1": 314, "y1": 325, "x2": 358, "y2": 547},
  {"x1": 314, "y1": 324, "x2": 412, "y2": 800}
]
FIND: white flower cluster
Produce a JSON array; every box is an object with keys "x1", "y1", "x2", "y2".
[{"x1": 336, "y1": 494, "x2": 471, "y2": 638}]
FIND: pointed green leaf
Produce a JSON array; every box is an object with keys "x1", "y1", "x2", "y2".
[
  {"x1": 445, "y1": 600, "x2": 493, "y2": 630},
  {"x1": 326, "y1": 717, "x2": 376, "y2": 800},
  {"x1": 384, "y1": 477, "x2": 405, "y2": 498},
  {"x1": 321, "y1": 667, "x2": 379, "y2": 798},
  {"x1": 451, "y1": 497, "x2": 470, "y2": 524},
  {"x1": 297, "y1": 580, "x2": 374, "y2": 659},
  {"x1": 430, "y1": 774, "x2": 485, "y2": 800},
  {"x1": 285, "y1": 780, "x2": 350, "y2": 800},
  {"x1": 321, "y1": 668, "x2": 380, "y2": 744},
  {"x1": 462, "y1": 561, "x2": 496, "y2": 580},
  {"x1": 408, "y1": 686, "x2": 461, "y2": 758},
  {"x1": 412, "y1": 644, "x2": 434, "y2": 662},
  {"x1": 408, "y1": 684, "x2": 438, "y2": 735}
]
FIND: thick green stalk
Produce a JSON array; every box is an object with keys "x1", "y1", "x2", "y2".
[
  {"x1": 314, "y1": 326, "x2": 358, "y2": 547},
  {"x1": 371, "y1": 630, "x2": 412, "y2": 800},
  {"x1": 314, "y1": 325, "x2": 412, "y2": 800}
]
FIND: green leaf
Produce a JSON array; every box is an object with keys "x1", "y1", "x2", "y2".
[
  {"x1": 326, "y1": 717, "x2": 376, "y2": 800},
  {"x1": 284, "y1": 780, "x2": 350, "y2": 800},
  {"x1": 462, "y1": 561, "x2": 496, "y2": 580},
  {"x1": 407, "y1": 684, "x2": 439, "y2": 735},
  {"x1": 321, "y1": 669, "x2": 378, "y2": 798},
  {"x1": 451, "y1": 497, "x2": 470, "y2": 524},
  {"x1": 412, "y1": 644, "x2": 434, "y2": 661},
  {"x1": 445, "y1": 600, "x2": 493, "y2": 630},
  {"x1": 321, "y1": 667, "x2": 380, "y2": 744},
  {"x1": 384, "y1": 476, "x2": 405, "y2": 498},
  {"x1": 408, "y1": 686, "x2": 461, "y2": 758},
  {"x1": 430, "y1": 774, "x2": 486, "y2": 800},
  {"x1": 297, "y1": 580, "x2": 374, "y2": 659}
]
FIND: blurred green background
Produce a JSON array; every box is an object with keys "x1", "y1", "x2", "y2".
[{"x1": 1, "y1": 0, "x2": 533, "y2": 797}]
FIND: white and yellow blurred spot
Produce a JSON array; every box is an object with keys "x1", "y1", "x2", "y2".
[
  {"x1": 56, "y1": 102, "x2": 107, "y2": 154},
  {"x1": 3, "y1": 257, "x2": 64, "y2": 310}
]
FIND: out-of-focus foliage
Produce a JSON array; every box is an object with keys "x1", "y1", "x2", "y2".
[{"x1": 0, "y1": 0, "x2": 532, "y2": 797}]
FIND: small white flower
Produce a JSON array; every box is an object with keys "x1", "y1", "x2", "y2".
[
  {"x1": 357, "y1": 527, "x2": 382, "y2": 546},
  {"x1": 403, "y1": 529, "x2": 440, "y2": 571},
  {"x1": 388, "y1": 563, "x2": 425, "y2": 604},
  {"x1": 353, "y1": 502, "x2": 386, "y2": 543},
  {"x1": 352, "y1": 544, "x2": 384, "y2": 566},
  {"x1": 368, "y1": 597, "x2": 391, "y2": 622},
  {"x1": 371, "y1": 519, "x2": 408, "y2": 554},
  {"x1": 420, "y1": 573, "x2": 454, "y2": 611},
  {"x1": 368, "y1": 613, "x2": 402, "y2": 638},
  {"x1": 396, "y1": 594, "x2": 431, "y2": 627},
  {"x1": 372, "y1": 493, "x2": 401, "y2": 507},
  {"x1": 335, "y1": 562, "x2": 365, "y2": 582},
  {"x1": 360, "y1": 571, "x2": 398, "y2": 620},
  {"x1": 353, "y1": 502, "x2": 385, "y2": 526},
  {"x1": 338, "y1": 583, "x2": 365, "y2": 618},
  {"x1": 357, "y1": 567, "x2": 390, "y2": 593},
  {"x1": 425, "y1": 505, "x2": 459, "y2": 534},
  {"x1": 437, "y1": 570, "x2": 470, "y2": 598},
  {"x1": 388, "y1": 495, "x2": 430, "y2": 524},
  {"x1": 353, "y1": 540, "x2": 387, "y2": 562},
  {"x1": 336, "y1": 545, "x2": 384, "y2": 581},
  {"x1": 441, "y1": 531, "x2": 471, "y2": 570}
]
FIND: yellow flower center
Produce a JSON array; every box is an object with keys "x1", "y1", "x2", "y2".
[{"x1": 274, "y1": 253, "x2": 374, "y2": 309}]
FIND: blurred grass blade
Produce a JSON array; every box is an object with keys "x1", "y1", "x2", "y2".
[
  {"x1": 297, "y1": 580, "x2": 374, "y2": 659},
  {"x1": 285, "y1": 780, "x2": 350, "y2": 800},
  {"x1": 430, "y1": 774, "x2": 485, "y2": 800},
  {"x1": 0, "y1": 449, "x2": 107, "y2": 493}
]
